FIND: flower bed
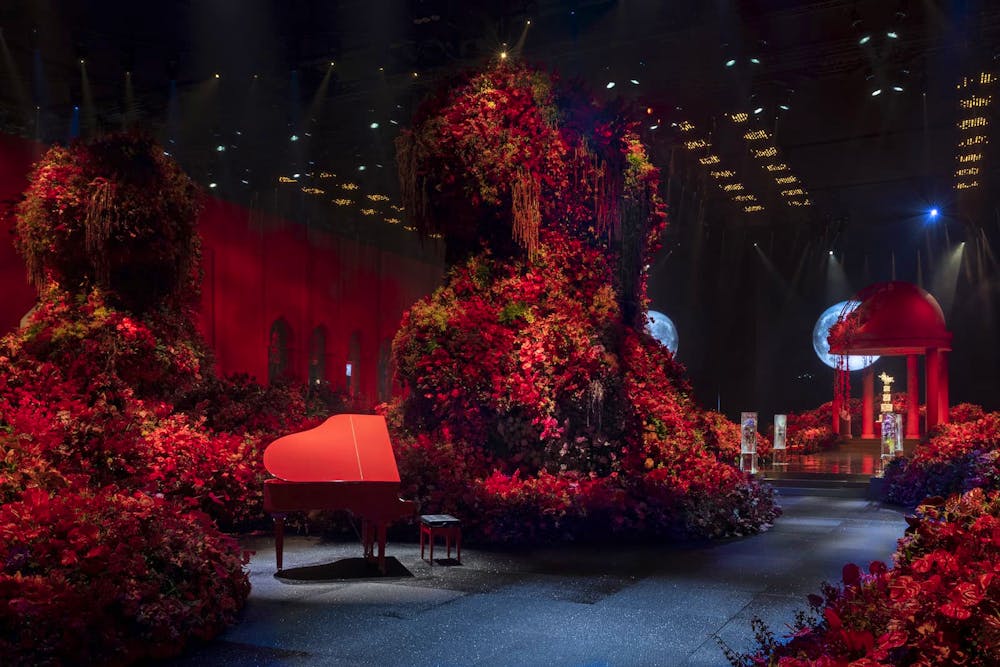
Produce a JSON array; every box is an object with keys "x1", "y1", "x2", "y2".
[
  {"x1": 730, "y1": 488, "x2": 1000, "y2": 666},
  {"x1": 883, "y1": 408, "x2": 1000, "y2": 507}
]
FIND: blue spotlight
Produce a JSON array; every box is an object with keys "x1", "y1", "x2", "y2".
[{"x1": 929, "y1": 207, "x2": 939, "y2": 219}]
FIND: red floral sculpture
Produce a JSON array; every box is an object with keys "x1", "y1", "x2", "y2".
[
  {"x1": 388, "y1": 64, "x2": 779, "y2": 543},
  {"x1": 0, "y1": 133, "x2": 325, "y2": 664}
]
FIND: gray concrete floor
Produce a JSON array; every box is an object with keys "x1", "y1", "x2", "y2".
[{"x1": 167, "y1": 494, "x2": 906, "y2": 667}]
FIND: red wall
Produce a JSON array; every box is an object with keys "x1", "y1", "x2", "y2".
[{"x1": 0, "y1": 134, "x2": 444, "y2": 406}]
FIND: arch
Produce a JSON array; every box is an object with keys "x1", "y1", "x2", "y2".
[
  {"x1": 308, "y1": 325, "x2": 328, "y2": 386},
  {"x1": 267, "y1": 317, "x2": 293, "y2": 384},
  {"x1": 377, "y1": 337, "x2": 394, "y2": 402},
  {"x1": 346, "y1": 330, "x2": 362, "y2": 396}
]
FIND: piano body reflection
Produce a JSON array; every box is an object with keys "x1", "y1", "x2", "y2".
[{"x1": 262, "y1": 414, "x2": 415, "y2": 573}]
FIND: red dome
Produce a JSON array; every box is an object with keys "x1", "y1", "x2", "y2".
[{"x1": 830, "y1": 281, "x2": 952, "y2": 355}]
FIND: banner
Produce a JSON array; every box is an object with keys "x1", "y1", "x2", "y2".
[
  {"x1": 741, "y1": 412, "x2": 758, "y2": 454},
  {"x1": 773, "y1": 414, "x2": 787, "y2": 450}
]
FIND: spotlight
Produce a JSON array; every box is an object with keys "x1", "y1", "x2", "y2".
[
  {"x1": 630, "y1": 79, "x2": 639, "y2": 85},
  {"x1": 209, "y1": 182, "x2": 218, "y2": 188},
  {"x1": 329, "y1": 61, "x2": 335, "y2": 67},
  {"x1": 606, "y1": 81, "x2": 615, "y2": 88},
  {"x1": 750, "y1": 57, "x2": 761, "y2": 64},
  {"x1": 829, "y1": 250, "x2": 834, "y2": 256},
  {"x1": 648, "y1": 124, "x2": 659, "y2": 130},
  {"x1": 214, "y1": 73, "x2": 220, "y2": 79},
  {"x1": 290, "y1": 134, "x2": 299, "y2": 142},
  {"x1": 929, "y1": 207, "x2": 939, "y2": 218},
  {"x1": 725, "y1": 59, "x2": 736, "y2": 67},
  {"x1": 753, "y1": 107, "x2": 764, "y2": 114},
  {"x1": 859, "y1": 35, "x2": 871, "y2": 45},
  {"x1": 215, "y1": 145, "x2": 225, "y2": 152},
  {"x1": 779, "y1": 104, "x2": 790, "y2": 110},
  {"x1": 892, "y1": 85, "x2": 904, "y2": 92},
  {"x1": 499, "y1": 51, "x2": 508, "y2": 60},
  {"x1": 370, "y1": 122, "x2": 379, "y2": 129},
  {"x1": 871, "y1": 89, "x2": 882, "y2": 96},
  {"x1": 887, "y1": 31, "x2": 898, "y2": 39}
]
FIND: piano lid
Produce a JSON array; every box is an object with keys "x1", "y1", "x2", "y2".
[{"x1": 263, "y1": 414, "x2": 402, "y2": 483}]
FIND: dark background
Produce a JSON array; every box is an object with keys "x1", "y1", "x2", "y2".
[{"x1": 1, "y1": 0, "x2": 997, "y2": 418}]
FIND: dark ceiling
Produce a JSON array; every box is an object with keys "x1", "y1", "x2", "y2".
[{"x1": 1, "y1": 0, "x2": 998, "y2": 415}]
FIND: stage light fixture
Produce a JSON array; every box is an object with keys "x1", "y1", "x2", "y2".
[
  {"x1": 872, "y1": 89, "x2": 882, "y2": 96},
  {"x1": 214, "y1": 73, "x2": 220, "y2": 79},
  {"x1": 648, "y1": 124, "x2": 658, "y2": 130},
  {"x1": 630, "y1": 79, "x2": 639, "y2": 85},
  {"x1": 606, "y1": 81, "x2": 615, "y2": 88},
  {"x1": 829, "y1": 250, "x2": 834, "y2": 256},
  {"x1": 893, "y1": 85, "x2": 904, "y2": 92},
  {"x1": 370, "y1": 122, "x2": 379, "y2": 129},
  {"x1": 753, "y1": 107, "x2": 764, "y2": 114},
  {"x1": 215, "y1": 145, "x2": 225, "y2": 152},
  {"x1": 725, "y1": 59, "x2": 736, "y2": 67},
  {"x1": 209, "y1": 183, "x2": 217, "y2": 188},
  {"x1": 859, "y1": 35, "x2": 871, "y2": 45},
  {"x1": 750, "y1": 57, "x2": 761, "y2": 64},
  {"x1": 887, "y1": 31, "x2": 898, "y2": 39},
  {"x1": 929, "y1": 208, "x2": 939, "y2": 218},
  {"x1": 290, "y1": 134, "x2": 299, "y2": 142},
  {"x1": 779, "y1": 104, "x2": 790, "y2": 110},
  {"x1": 500, "y1": 51, "x2": 508, "y2": 60}
]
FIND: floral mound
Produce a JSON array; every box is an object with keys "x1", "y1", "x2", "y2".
[
  {"x1": 389, "y1": 63, "x2": 778, "y2": 543},
  {"x1": 730, "y1": 489, "x2": 1000, "y2": 666},
  {"x1": 0, "y1": 134, "x2": 319, "y2": 665},
  {"x1": 883, "y1": 406, "x2": 1000, "y2": 507}
]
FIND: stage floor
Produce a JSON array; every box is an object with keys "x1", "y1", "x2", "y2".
[{"x1": 770, "y1": 438, "x2": 918, "y2": 478}]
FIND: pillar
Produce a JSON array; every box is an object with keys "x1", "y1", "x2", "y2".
[
  {"x1": 906, "y1": 354, "x2": 920, "y2": 438},
  {"x1": 862, "y1": 366, "x2": 875, "y2": 439},
  {"x1": 926, "y1": 348, "x2": 940, "y2": 430},
  {"x1": 938, "y1": 351, "x2": 949, "y2": 425},
  {"x1": 832, "y1": 392, "x2": 841, "y2": 435}
]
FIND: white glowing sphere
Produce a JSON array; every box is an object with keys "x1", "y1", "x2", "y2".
[
  {"x1": 812, "y1": 301, "x2": 878, "y2": 370},
  {"x1": 646, "y1": 310, "x2": 679, "y2": 354}
]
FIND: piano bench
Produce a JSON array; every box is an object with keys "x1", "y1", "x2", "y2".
[{"x1": 419, "y1": 514, "x2": 461, "y2": 565}]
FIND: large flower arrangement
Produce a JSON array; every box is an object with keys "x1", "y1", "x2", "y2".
[
  {"x1": 883, "y1": 409, "x2": 1000, "y2": 507},
  {"x1": 730, "y1": 489, "x2": 1000, "y2": 666},
  {"x1": 388, "y1": 63, "x2": 779, "y2": 543},
  {"x1": 1, "y1": 134, "x2": 320, "y2": 664}
]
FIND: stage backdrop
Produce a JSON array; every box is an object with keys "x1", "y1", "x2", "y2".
[{"x1": 0, "y1": 133, "x2": 444, "y2": 406}]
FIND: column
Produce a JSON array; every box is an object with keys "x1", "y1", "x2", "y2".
[
  {"x1": 906, "y1": 354, "x2": 920, "y2": 438},
  {"x1": 926, "y1": 348, "x2": 940, "y2": 430},
  {"x1": 938, "y1": 351, "x2": 949, "y2": 425},
  {"x1": 832, "y1": 387, "x2": 841, "y2": 435},
  {"x1": 862, "y1": 366, "x2": 875, "y2": 439}
]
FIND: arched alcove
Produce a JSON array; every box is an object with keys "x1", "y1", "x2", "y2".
[{"x1": 268, "y1": 318, "x2": 293, "y2": 384}]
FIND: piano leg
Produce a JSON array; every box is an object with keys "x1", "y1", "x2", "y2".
[
  {"x1": 273, "y1": 514, "x2": 286, "y2": 571},
  {"x1": 377, "y1": 523, "x2": 387, "y2": 574}
]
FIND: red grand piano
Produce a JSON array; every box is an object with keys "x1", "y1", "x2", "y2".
[{"x1": 262, "y1": 414, "x2": 415, "y2": 573}]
